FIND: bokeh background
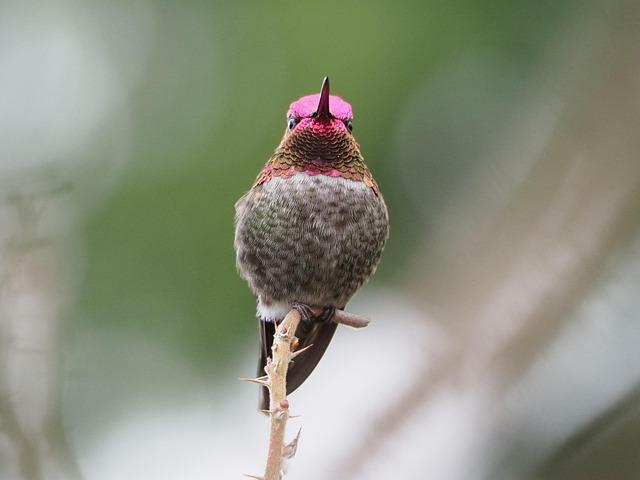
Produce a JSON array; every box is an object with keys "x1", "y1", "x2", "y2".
[{"x1": 1, "y1": 1, "x2": 639, "y2": 479}]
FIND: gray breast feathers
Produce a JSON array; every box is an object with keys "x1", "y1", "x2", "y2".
[{"x1": 234, "y1": 173, "x2": 388, "y2": 317}]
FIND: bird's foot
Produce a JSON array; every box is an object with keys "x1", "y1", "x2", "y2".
[
  {"x1": 291, "y1": 301, "x2": 315, "y2": 323},
  {"x1": 291, "y1": 302, "x2": 336, "y2": 324},
  {"x1": 315, "y1": 306, "x2": 336, "y2": 323}
]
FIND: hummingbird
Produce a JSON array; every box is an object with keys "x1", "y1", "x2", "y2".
[{"x1": 234, "y1": 77, "x2": 389, "y2": 410}]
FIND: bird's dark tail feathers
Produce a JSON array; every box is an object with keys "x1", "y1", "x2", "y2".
[{"x1": 258, "y1": 317, "x2": 337, "y2": 411}]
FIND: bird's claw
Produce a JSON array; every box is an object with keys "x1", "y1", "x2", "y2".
[
  {"x1": 291, "y1": 301, "x2": 315, "y2": 322},
  {"x1": 291, "y1": 302, "x2": 336, "y2": 324}
]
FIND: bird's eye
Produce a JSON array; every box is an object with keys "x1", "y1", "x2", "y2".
[
  {"x1": 287, "y1": 117, "x2": 299, "y2": 131},
  {"x1": 345, "y1": 120, "x2": 353, "y2": 132}
]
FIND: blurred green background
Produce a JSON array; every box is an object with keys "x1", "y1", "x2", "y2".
[
  {"x1": 78, "y1": 0, "x2": 578, "y2": 365},
  {"x1": 2, "y1": 1, "x2": 639, "y2": 479}
]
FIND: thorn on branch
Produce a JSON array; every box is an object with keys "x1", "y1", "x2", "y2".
[
  {"x1": 240, "y1": 376, "x2": 271, "y2": 388},
  {"x1": 290, "y1": 344, "x2": 314, "y2": 359},
  {"x1": 283, "y1": 428, "x2": 302, "y2": 460}
]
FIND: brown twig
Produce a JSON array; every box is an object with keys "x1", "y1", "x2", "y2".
[
  {"x1": 242, "y1": 309, "x2": 301, "y2": 480},
  {"x1": 263, "y1": 309, "x2": 300, "y2": 480},
  {"x1": 244, "y1": 307, "x2": 369, "y2": 479},
  {"x1": 312, "y1": 307, "x2": 370, "y2": 329}
]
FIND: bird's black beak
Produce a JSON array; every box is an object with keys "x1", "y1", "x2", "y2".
[{"x1": 315, "y1": 76, "x2": 331, "y2": 121}]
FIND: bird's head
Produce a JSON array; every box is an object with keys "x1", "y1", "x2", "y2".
[
  {"x1": 278, "y1": 77, "x2": 358, "y2": 163},
  {"x1": 256, "y1": 77, "x2": 377, "y2": 191}
]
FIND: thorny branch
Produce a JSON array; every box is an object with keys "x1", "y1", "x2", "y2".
[
  {"x1": 244, "y1": 307, "x2": 369, "y2": 479},
  {"x1": 263, "y1": 309, "x2": 300, "y2": 480}
]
